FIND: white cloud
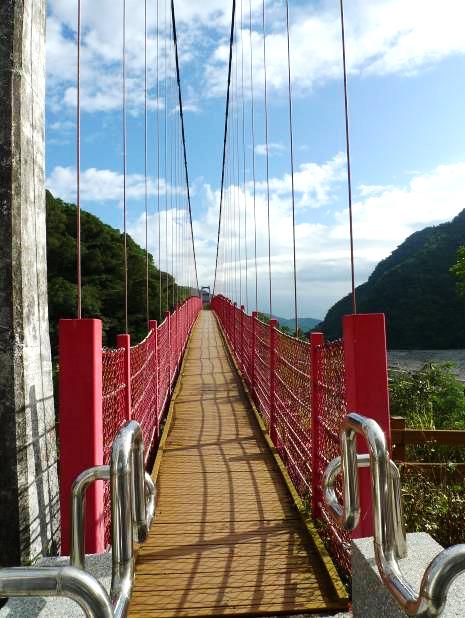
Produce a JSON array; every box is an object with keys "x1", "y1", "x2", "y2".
[
  {"x1": 255, "y1": 152, "x2": 347, "y2": 208},
  {"x1": 205, "y1": 0, "x2": 465, "y2": 97},
  {"x1": 47, "y1": 0, "x2": 465, "y2": 114},
  {"x1": 255, "y1": 142, "x2": 285, "y2": 156},
  {"x1": 46, "y1": 155, "x2": 465, "y2": 319},
  {"x1": 46, "y1": 166, "x2": 183, "y2": 203},
  {"x1": 193, "y1": 156, "x2": 465, "y2": 318}
]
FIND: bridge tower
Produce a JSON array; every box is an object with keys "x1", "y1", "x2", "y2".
[{"x1": 0, "y1": 0, "x2": 60, "y2": 566}]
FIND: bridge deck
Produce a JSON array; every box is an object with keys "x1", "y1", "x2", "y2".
[{"x1": 128, "y1": 311, "x2": 346, "y2": 617}]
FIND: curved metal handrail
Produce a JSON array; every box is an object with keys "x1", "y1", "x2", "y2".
[
  {"x1": 70, "y1": 420, "x2": 156, "y2": 617},
  {"x1": 0, "y1": 566, "x2": 113, "y2": 617},
  {"x1": 323, "y1": 412, "x2": 465, "y2": 617},
  {"x1": 0, "y1": 420, "x2": 155, "y2": 618},
  {"x1": 323, "y1": 452, "x2": 407, "y2": 559}
]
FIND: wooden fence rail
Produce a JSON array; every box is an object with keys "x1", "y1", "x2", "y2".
[{"x1": 391, "y1": 416, "x2": 465, "y2": 480}]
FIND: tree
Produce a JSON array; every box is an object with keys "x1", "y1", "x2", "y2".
[{"x1": 450, "y1": 245, "x2": 465, "y2": 296}]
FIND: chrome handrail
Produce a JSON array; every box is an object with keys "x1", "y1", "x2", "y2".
[
  {"x1": 323, "y1": 412, "x2": 465, "y2": 617},
  {"x1": 0, "y1": 420, "x2": 155, "y2": 618},
  {"x1": 70, "y1": 420, "x2": 156, "y2": 617},
  {"x1": 0, "y1": 566, "x2": 113, "y2": 617},
  {"x1": 323, "y1": 452, "x2": 407, "y2": 559}
]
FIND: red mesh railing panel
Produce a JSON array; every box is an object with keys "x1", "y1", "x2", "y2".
[
  {"x1": 157, "y1": 317, "x2": 170, "y2": 417},
  {"x1": 315, "y1": 339, "x2": 351, "y2": 573},
  {"x1": 99, "y1": 295, "x2": 202, "y2": 547},
  {"x1": 254, "y1": 318, "x2": 271, "y2": 426},
  {"x1": 102, "y1": 347, "x2": 126, "y2": 546},
  {"x1": 242, "y1": 313, "x2": 253, "y2": 386},
  {"x1": 130, "y1": 329, "x2": 157, "y2": 452},
  {"x1": 274, "y1": 329, "x2": 312, "y2": 497},
  {"x1": 212, "y1": 294, "x2": 350, "y2": 574}
]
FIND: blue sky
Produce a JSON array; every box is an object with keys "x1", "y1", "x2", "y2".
[{"x1": 46, "y1": 0, "x2": 465, "y2": 319}]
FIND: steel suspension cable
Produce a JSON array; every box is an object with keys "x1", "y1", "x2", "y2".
[
  {"x1": 235, "y1": 26, "x2": 241, "y2": 306},
  {"x1": 171, "y1": 0, "x2": 200, "y2": 294},
  {"x1": 285, "y1": 0, "x2": 298, "y2": 336},
  {"x1": 123, "y1": 0, "x2": 128, "y2": 333},
  {"x1": 339, "y1": 0, "x2": 357, "y2": 314},
  {"x1": 156, "y1": 0, "x2": 162, "y2": 319},
  {"x1": 261, "y1": 0, "x2": 272, "y2": 317},
  {"x1": 164, "y1": 0, "x2": 168, "y2": 312},
  {"x1": 169, "y1": 33, "x2": 174, "y2": 310},
  {"x1": 232, "y1": 42, "x2": 238, "y2": 303},
  {"x1": 241, "y1": 0, "x2": 249, "y2": 313},
  {"x1": 248, "y1": 0, "x2": 258, "y2": 313},
  {"x1": 144, "y1": 0, "x2": 150, "y2": 326},
  {"x1": 76, "y1": 0, "x2": 82, "y2": 319},
  {"x1": 212, "y1": 0, "x2": 236, "y2": 296}
]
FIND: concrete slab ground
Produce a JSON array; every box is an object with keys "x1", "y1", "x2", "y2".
[
  {"x1": 0, "y1": 551, "x2": 351, "y2": 617},
  {"x1": 353, "y1": 533, "x2": 465, "y2": 617},
  {"x1": 0, "y1": 553, "x2": 111, "y2": 617}
]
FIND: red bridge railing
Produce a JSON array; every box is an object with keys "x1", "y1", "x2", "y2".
[
  {"x1": 212, "y1": 294, "x2": 391, "y2": 574},
  {"x1": 59, "y1": 295, "x2": 202, "y2": 554}
]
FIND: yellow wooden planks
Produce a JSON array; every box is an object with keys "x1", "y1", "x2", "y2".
[{"x1": 128, "y1": 311, "x2": 346, "y2": 617}]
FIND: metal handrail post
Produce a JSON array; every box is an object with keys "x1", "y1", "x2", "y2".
[
  {"x1": 323, "y1": 412, "x2": 465, "y2": 617},
  {"x1": 71, "y1": 465, "x2": 111, "y2": 570},
  {"x1": 70, "y1": 420, "x2": 156, "y2": 618},
  {"x1": 110, "y1": 421, "x2": 155, "y2": 617}
]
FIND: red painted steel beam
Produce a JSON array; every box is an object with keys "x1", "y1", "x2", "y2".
[
  {"x1": 58, "y1": 319, "x2": 105, "y2": 555},
  {"x1": 343, "y1": 313, "x2": 391, "y2": 539}
]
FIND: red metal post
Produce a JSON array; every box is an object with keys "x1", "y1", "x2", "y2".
[
  {"x1": 166, "y1": 310, "x2": 172, "y2": 393},
  {"x1": 149, "y1": 320, "x2": 159, "y2": 443},
  {"x1": 251, "y1": 311, "x2": 257, "y2": 396},
  {"x1": 117, "y1": 333, "x2": 132, "y2": 422},
  {"x1": 58, "y1": 319, "x2": 105, "y2": 555},
  {"x1": 269, "y1": 319, "x2": 278, "y2": 445},
  {"x1": 310, "y1": 331, "x2": 325, "y2": 519},
  {"x1": 343, "y1": 313, "x2": 391, "y2": 538},
  {"x1": 240, "y1": 305, "x2": 245, "y2": 371},
  {"x1": 233, "y1": 302, "x2": 237, "y2": 353}
]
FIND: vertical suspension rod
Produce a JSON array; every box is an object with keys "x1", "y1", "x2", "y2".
[
  {"x1": 123, "y1": 0, "x2": 129, "y2": 333},
  {"x1": 262, "y1": 0, "x2": 272, "y2": 317},
  {"x1": 212, "y1": 0, "x2": 237, "y2": 296},
  {"x1": 285, "y1": 0, "x2": 298, "y2": 336},
  {"x1": 171, "y1": 0, "x2": 199, "y2": 293},
  {"x1": 339, "y1": 0, "x2": 357, "y2": 314},
  {"x1": 144, "y1": 0, "x2": 150, "y2": 326},
  {"x1": 76, "y1": 0, "x2": 82, "y2": 319}
]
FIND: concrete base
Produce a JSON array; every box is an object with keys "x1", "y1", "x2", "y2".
[
  {"x1": 0, "y1": 553, "x2": 111, "y2": 617},
  {"x1": 352, "y1": 533, "x2": 465, "y2": 617}
]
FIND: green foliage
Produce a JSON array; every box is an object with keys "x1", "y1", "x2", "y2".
[
  {"x1": 450, "y1": 245, "x2": 465, "y2": 296},
  {"x1": 390, "y1": 363, "x2": 465, "y2": 430},
  {"x1": 390, "y1": 364, "x2": 465, "y2": 546},
  {"x1": 318, "y1": 210, "x2": 465, "y2": 348},
  {"x1": 402, "y1": 470, "x2": 465, "y2": 548},
  {"x1": 46, "y1": 191, "x2": 190, "y2": 356}
]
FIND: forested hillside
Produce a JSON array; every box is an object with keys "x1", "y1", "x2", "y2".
[
  {"x1": 317, "y1": 210, "x2": 465, "y2": 348},
  {"x1": 46, "y1": 191, "x2": 187, "y2": 354}
]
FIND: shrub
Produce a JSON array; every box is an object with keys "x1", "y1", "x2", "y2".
[
  {"x1": 390, "y1": 362, "x2": 465, "y2": 429},
  {"x1": 402, "y1": 470, "x2": 465, "y2": 548}
]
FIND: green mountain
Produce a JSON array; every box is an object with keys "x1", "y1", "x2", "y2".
[
  {"x1": 275, "y1": 316, "x2": 321, "y2": 332},
  {"x1": 317, "y1": 210, "x2": 465, "y2": 349},
  {"x1": 46, "y1": 191, "x2": 189, "y2": 356}
]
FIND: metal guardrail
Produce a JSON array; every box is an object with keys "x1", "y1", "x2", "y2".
[
  {"x1": 0, "y1": 420, "x2": 156, "y2": 618},
  {"x1": 323, "y1": 412, "x2": 465, "y2": 617}
]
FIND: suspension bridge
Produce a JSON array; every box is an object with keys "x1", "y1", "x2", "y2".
[{"x1": 1, "y1": 0, "x2": 465, "y2": 616}]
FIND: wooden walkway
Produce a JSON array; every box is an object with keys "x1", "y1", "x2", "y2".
[{"x1": 128, "y1": 311, "x2": 346, "y2": 617}]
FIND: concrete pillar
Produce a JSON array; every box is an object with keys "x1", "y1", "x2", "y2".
[{"x1": 0, "y1": 0, "x2": 60, "y2": 566}]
